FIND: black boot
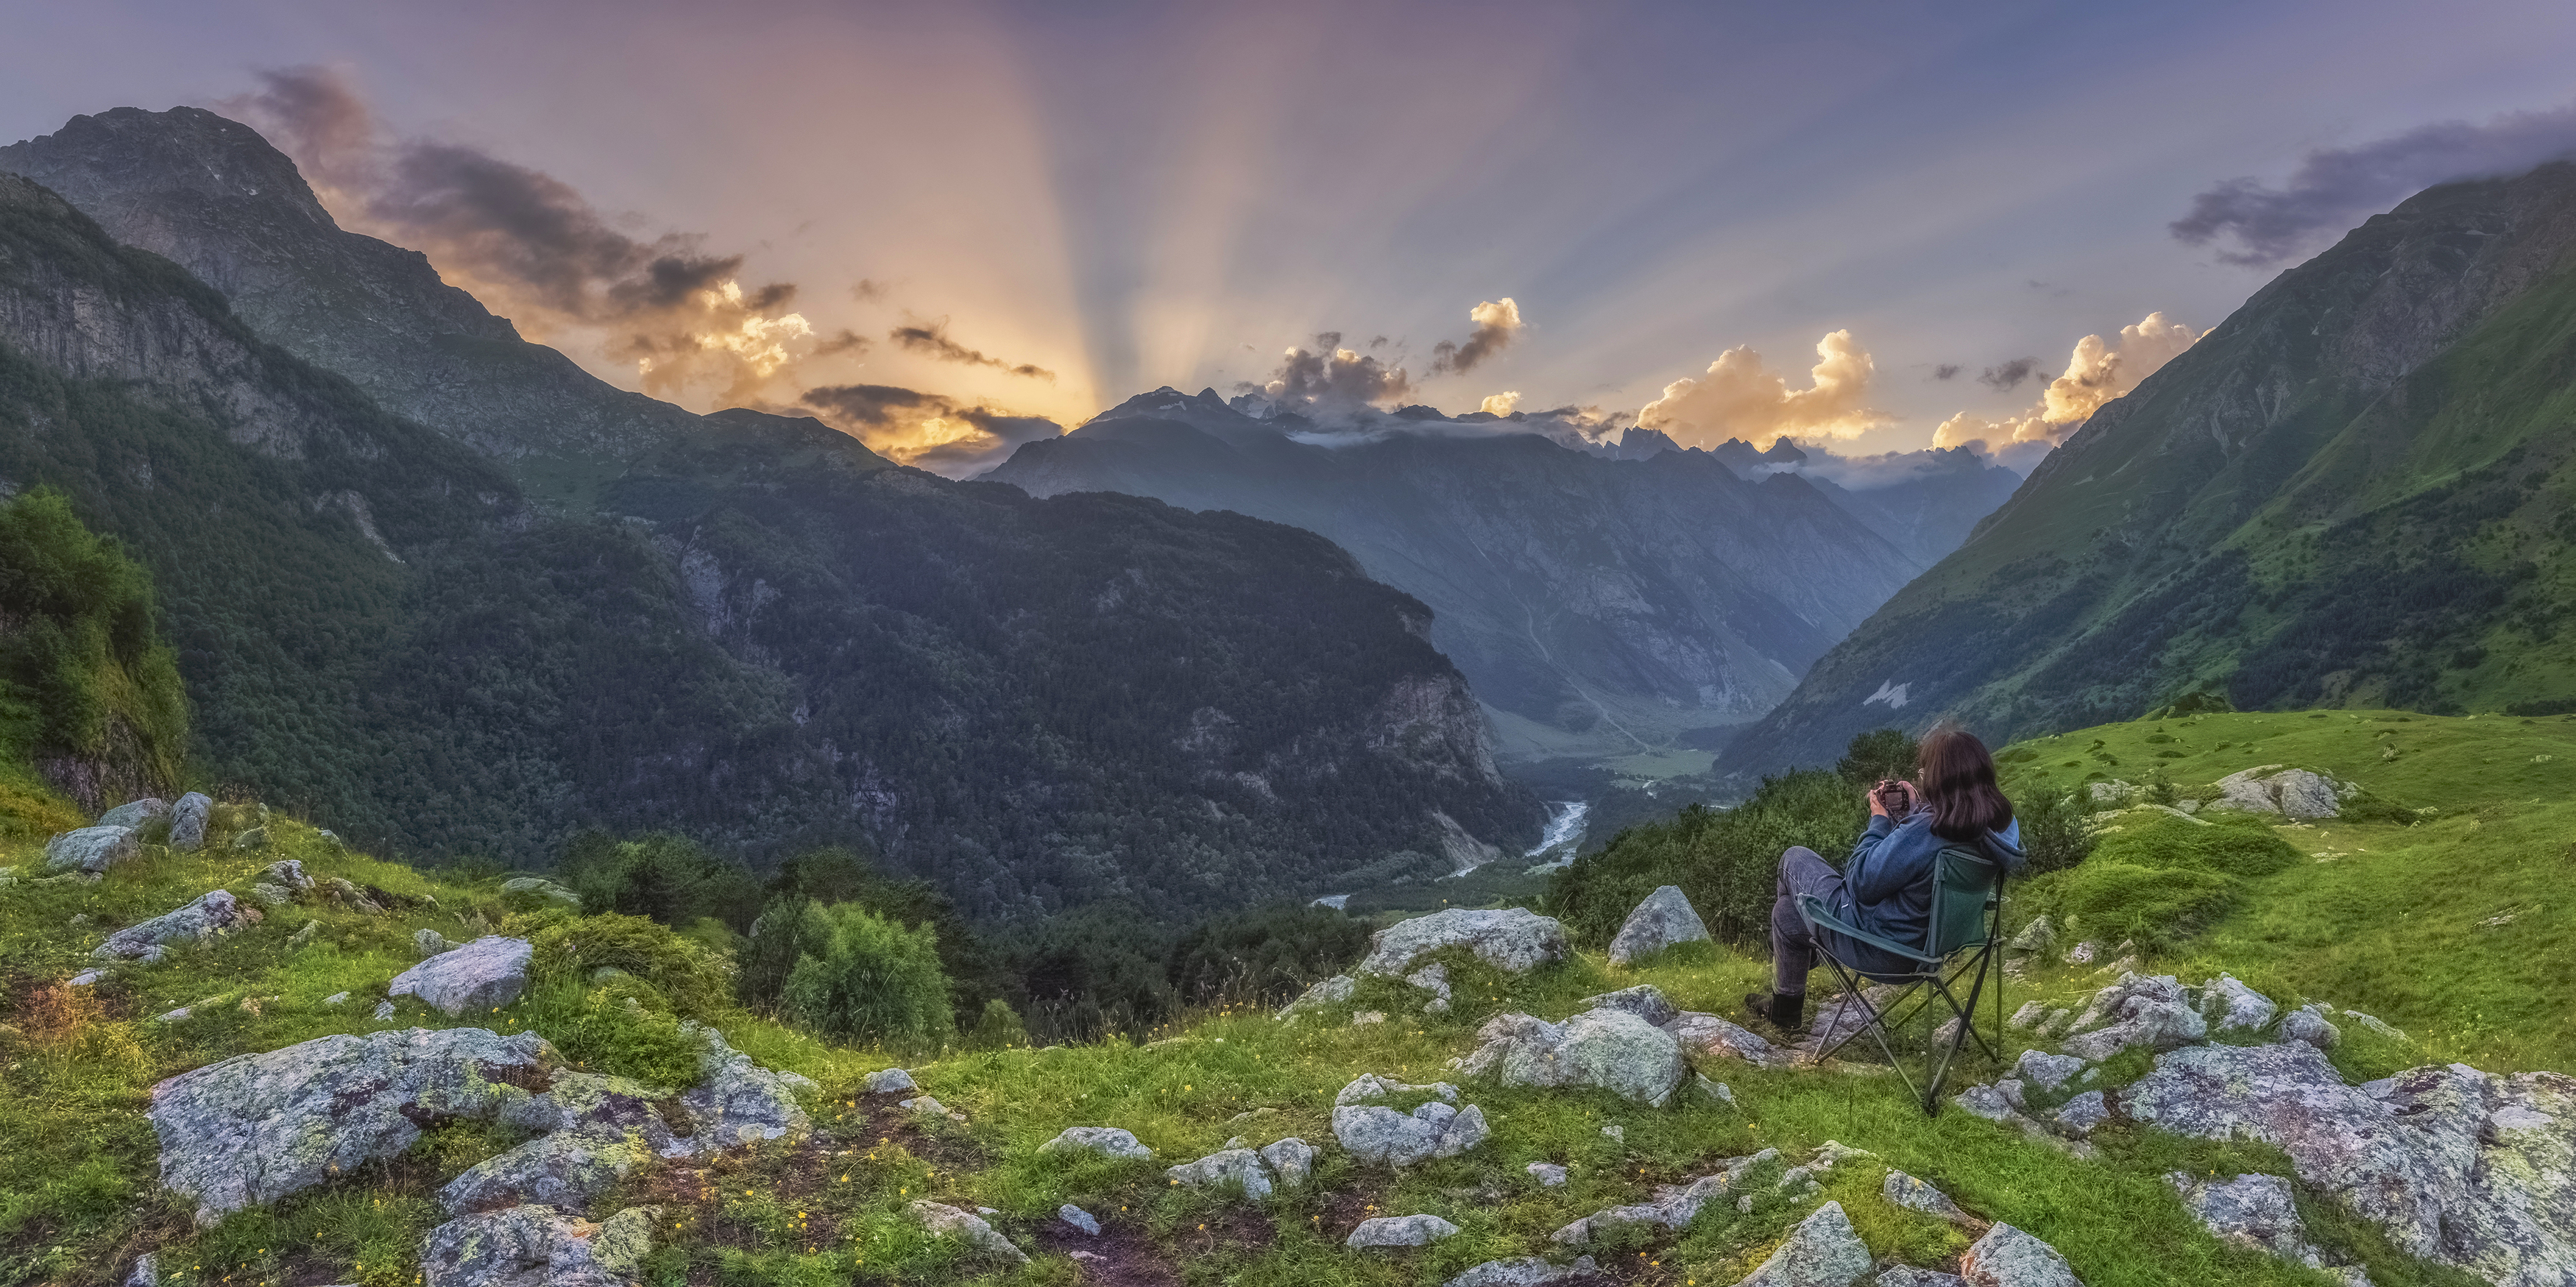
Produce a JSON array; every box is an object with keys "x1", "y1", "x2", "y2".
[{"x1": 1744, "y1": 990, "x2": 1807, "y2": 1034}]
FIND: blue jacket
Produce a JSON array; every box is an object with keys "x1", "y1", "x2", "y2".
[{"x1": 1839, "y1": 809, "x2": 2025, "y2": 954}]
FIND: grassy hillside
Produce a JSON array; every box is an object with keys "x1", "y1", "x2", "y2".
[{"x1": 4, "y1": 707, "x2": 2561, "y2": 1286}]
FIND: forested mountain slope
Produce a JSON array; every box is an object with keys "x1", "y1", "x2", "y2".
[
  {"x1": 1723, "y1": 161, "x2": 2576, "y2": 776},
  {"x1": 0, "y1": 151, "x2": 1537, "y2": 918},
  {"x1": 987, "y1": 389, "x2": 1932, "y2": 770}
]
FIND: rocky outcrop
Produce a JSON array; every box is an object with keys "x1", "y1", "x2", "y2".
[
  {"x1": 1357, "y1": 908, "x2": 1569, "y2": 976},
  {"x1": 2207, "y1": 766, "x2": 2344, "y2": 819},
  {"x1": 1606, "y1": 886, "x2": 1710, "y2": 966},
  {"x1": 1452, "y1": 1008, "x2": 1686, "y2": 1105},
  {"x1": 422, "y1": 1204, "x2": 657, "y2": 1287},
  {"x1": 1735, "y1": 1201, "x2": 1874, "y2": 1286},
  {"x1": 2166, "y1": 1172, "x2": 2337, "y2": 1270},
  {"x1": 2056, "y1": 974, "x2": 2205, "y2": 1061},
  {"x1": 45, "y1": 826, "x2": 138, "y2": 875},
  {"x1": 1958, "y1": 1223, "x2": 2084, "y2": 1286},
  {"x1": 388, "y1": 937, "x2": 533, "y2": 1015},
  {"x1": 98, "y1": 798, "x2": 169, "y2": 828},
  {"x1": 1333, "y1": 1099, "x2": 1490, "y2": 1166},
  {"x1": 95, "y1": 890, "x2": 253, "y2": 960},
  {"x1": 676, "y1": 1022, "x2": 815, "y2": 1149}
]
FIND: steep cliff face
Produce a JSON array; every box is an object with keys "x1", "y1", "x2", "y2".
[
  {"x1": 0, "y1": 125, "x2": 1540, "y2": 917},
  {"x1": 1722, "y1": 162, "x2": 2576, "y2": 776},
  {"x1": 986, "y1": 389, "x2": 1927, "y2": 769}
]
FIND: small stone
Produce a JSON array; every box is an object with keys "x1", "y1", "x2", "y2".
[
  {"x1": 1883, "y1": 1170, "x2": 1970, "y2": 1224},
  {"x1": 155, "y1": 1006, "x2": 191, "y2": 1023},
  {"x1": 2007, "y1": 916, "x2": 2056, "y2": 955},
  {"x1": 1735, "y1": 1200, "x2": 1875, "y2": 1286},
  {"x1": 1165, "y1": 1148, "x2": 1273, "y2": 1201},
  {"x1": 1348, "y1": 1213, "x2": 1460, "y2": 1248},
  {"x1": 1601, "y1": 1124, "x2": 1624, "y2": 1141},
  {"x1": 1665, "y1": 1010, "x2": 1788, "y2": 1068},
  {"x1": 68, "y1": 969, "x2": 105, "y2": 987},
  {"x1": 289, "y1": 921, "x2": 320, "y2": 948},
  {"x1": 899, "y1": 1096, "x2": 951, "y2": 1117},
  {"x1": 2199, "y1": 974, "x2": 2278, "y2": 1032},
  {"x1": 910, "y1": 1199, "x2": 1026, "y2": 1265},
  {"x1": 372, "y1": 1000, "x2": 396, "y2": 1021},
  {"x1": 1959, "y1": 1222, "x2": 2084, "y2": 1286},
  {"x1": 1581, "y1": 984, "x2": 1680, "y2": 1027},
  {"x1": 323, "y1": 991, "x2": 350, "y2": 1006},
  {"x1": 1222, "y1": 1135, "x2": 1247, "y2": 1149},
  {"x1": 2015, "y1": 1050, "x2": 2087, "y2": 1091},
  {"x1": 1353, "y1": 1010, "x2": 1388, "y2": 1025},
  {"x1": 1044, "y1": 1202, "x2": 1097, "y2": 1235},
  {"x1": 1527, "y1": 1162, "x2": 1568, "y2": 1187},
  {"x1": 2009, "y1": 1001, "x2": 2052, "y2": 1030},
  {"x1": 168, "y1": 793, "x2": 212, "y2": 852},
  {"x1": 1260, "y1": 1137, "x2": 1315, "y2": 1188},
  {"x1": 2063, "y1": 941, "x2": 2098, "y2": 965},
  {"x1": 1406, "y1": 962, "x2": 1455, "y2": 1013},
  {"x1": 1278, "y1": 974, "x2": 1356, "y2": 1017},
  {"x1": 1443, "y1": 1256, "x2": 1601, "y2": 1287},
  {"x1": 863, "y1": 1067, "x2": 917, "y2": 1093},
  {"x1": 124, "y1": 1252, "x2": 158, "y2": 1286},
  {"x1": 2277, "y1": 1007, "x2": 2340, "y2": 1049},
  {"x1": 248, "y1": 883, "x2": 293, "y2": 909},
  {"x1": 1696, "y1": 1074, "x2": 1735, "y2": 1105},
  {"x1": 2053, "y1": 1091, "x2": 2111, "y2": 1138},
  {"x1": 1039, "y1": 1126, "x2": 1153, "y2": 1159},
  {"x1": 260, "y1": 860, "x2": 314, "y2": 891},
  {"x1": 1606, "y1": 885, "x2": 1712, "y2": 966},
  {"x1": 414, "y1": 928, "x2": 454, "y2": 958}
]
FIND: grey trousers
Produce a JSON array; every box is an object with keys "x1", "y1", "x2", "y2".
[{"x1": 1771, "y1": 845, "x2": 1848, "y2": 995}]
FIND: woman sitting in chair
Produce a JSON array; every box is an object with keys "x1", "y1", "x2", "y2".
[{"x1": 1746, "y1": 726, "x2": 2025, "y2": 1034}]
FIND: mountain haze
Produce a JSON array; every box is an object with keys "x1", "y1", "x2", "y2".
[{"x1": 1724, "y1": 160, "x2": 2576, "y2": 774}]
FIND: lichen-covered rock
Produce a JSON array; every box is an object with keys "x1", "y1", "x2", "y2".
[
  {"x1": 2052, "y1": 1091, "x2": 2111, "y2": 1138},
  {"x1": 1551, "y1": 1150, "x2": 1774, "y2": 1244},
  {"x1": 1959, "y1": 1223, "x2": 2084, "y2": 1286},
  {"x1": 1337, "y1": 1073, "x2": 1459, "y2": 1106},
  {"x1": 863, "y1": 1067, "x2": 917, "y2": 1093},
  {"x1": 2059, "y1": 974, "x2": 2205, "y2": 1060},
  {"x1": 2166, "y1": 1172, "x2": 2328, "y2": 1267},
  {"x1": 423, "y1": 1203, "x2": 656, "y2": 1287},
  {"x1": 247, "y1": 883, "x2": 294, "y2": 909},
  {"x1": 1259, "y1": 1137, "x2": 1315, "y2": 1188},
  {"x1": 1697, "y1": 1074, "x2": 1735, "y2": 1105},
  {"x1": 2199, "y1": 974, "x2": 2278, "y2": 1032},
  {"x1": 44, "y1": 825, "x2": 138, "y2": 874},
  {"x1": 149, "y1": 1027, "x2": 558, "y2": 1224},
  {"x1": 1039, "y1": 1126, "x2": 1153, "y2": 1160},
  {"x1": 1883, "y1": 1170, "x2": 1970, "y2": 1224},
  {"x1": 1357, "y1": 908, "x2": 1569, "y2": 976},
  {"x1": 2276, "y1": 1006, "x2": 2340, "y2": 1049},
  {"x1": 2015, "y1": 1050, "x2": 2086, "y2": 1091},
  {"x1": 500, "y1": 876, "x2": 582, "y2": 909},
  {"x1": 1278, "y1": 973, "x2": 1356, "y2": 1016},
  {"x1": 1735, "y1": 1200, "x2": 1875, "y2": 1286},
  {"x1": 1528, "y1": 1162, "x2": 1568, "y2": 1187},
  {"x1": 1460, "y1": 1008, "x2": 1687, "y2": 1106},
  {"x1": 416, "y1": 928, "x2": 456, "y2": 958},
  {"x1": 1406, "y1": 962, "x2": 1454, "y2": 1013},
  {"x1": 2127, "y1": 1040, "x2": 2576, "y2": 1287},
  {"x1": 2207, "y1": 766, "x2": 2340, "y2": 819},
  {"x1": 96, "y1": 890, "x2": 252, "y2": 960},
  {"x1": 1058, "y1": 1203, "x2": 1100, "y2": 1235},
  {"x1": 1606, "y1": 885, "x2": 1710, "y2": 966},
  {"x1": 1348, "y1": 1213, "x2": 1460, "y2": 1247},
  {"x1": 908, "y1": 1201, "x2": 1027, "y2": 1266},
  {"x1": 1582, "y1": 984, "x2": 1680, "y2": 1027},
  {"x1": 1666, "y1": 1009, "x2": 1789, "y2": 1068},
  {"x1": 99, "y1": 798, "x2": 170, "y2": 829},
  {"x1": 2006, "y1": 916, "x2": 2056, "y2": 955},
  {"x1": 439, "y1": 1129, "x2": 659, "y2": 1216},
  {"x1": 389, "y1": 937, "x2": 532, "y2": 1015},
  {"x1": 1332, "y1": 1099, "x2": 1489, "y2": 1166},
  {"x1": 167, "y1": 793, "x2": 213, "y2": 852},
  {"x1": 1443, "y1": 1256, "x2": 1599, "y2": 1287},
  {"x1": 1165, "y1": 1148, "x2": 1273, "y2": 1200},
  {"x1": 674, "y1": 1023, "x2": 813, "y2": 1149}
]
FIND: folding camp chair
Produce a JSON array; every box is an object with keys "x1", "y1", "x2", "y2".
[{"x1": 1794, "y1": 844, "x2": 2005, "y2": 1114}]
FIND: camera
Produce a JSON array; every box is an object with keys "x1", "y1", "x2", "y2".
[{"x1": 1872, "y1": 778, "x2": 1914, "y2": 815}]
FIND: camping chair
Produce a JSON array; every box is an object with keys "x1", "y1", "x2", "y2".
[{"x1": 1794, "y1": 844, "x2": 2005, "y2": 1115}]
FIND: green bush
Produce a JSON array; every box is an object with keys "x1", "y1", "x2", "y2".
[
  {"x1": 1165, "y1": 903, "x2": 1371, "y2": 1007},
  {"x1": 513, "y1": 909, "x2": 736, "y2": 1017},
  {"x1": 1835, "y1": 726, "x2": 1921, "y2": 787},
  {"x1": 2013, "y1": 786, "x2": 2098, "y2": 875},
  {"x1": 554, "y1": 832, "x2": 764, "y2": 933},
  {"x1": 782, "y1": 904, "x2": 955, "y2": 1046},
  {"x1": 966, "y1": 999, "x2": 1028, "y2": 1050}
]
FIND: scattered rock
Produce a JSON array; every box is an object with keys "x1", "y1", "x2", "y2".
[
  {"x1": 500, "y1": 876, "x2": 583, "y2": 910},
  {"x1": 372, "y1": 1000, "x2": 396, "y2": 1021},
  {"x1": 901, "y1": 1095, "x2": 958, "y2": 1119},
  {"x1": 422, "y1": 1203, "x2": 656, "y2": 1287},
  {"x1": 323, "y1": 991, "x2": 350, "y2": 1005},
  {"x1": 1808, "y1": 1141, "x2": 1873, "y2": 1171},
  {"x1": 1958, "y1": 1223, "x2": 2084, "y2": 1286},
  {"x1": 1666, "y1": 1010, "x2": 1788, "y2": 1068},
  {"x1": 124, "y1": 1252, "x2": 157, "y2": 1287},
  {"x1": 1600, "y1": 1124, "x2": 1624, "y2": 1141},
  {"x1": 1039, "y1": 1126, "x2": 1154, "y2": 1160},
  {"x1": 155, "y1": 1006, "x2": 191, "y2": 1023},
  {"x1": 247, "y1": 883, "x2": 294, "y2": 909},
  {"x1": 2015, "y1": 1050, "x2": 2087, "y2": 1091},
  {"x1": 388, "y1": 937, "x2": 531, "y2": 1015},
  {"x1": 1443, "y1": 1256, "x2": 1600, "y2": 1287},
  {"x1": 1337, "y1": 1074, "x2": 1460, "y2": 1106},
  {"x1": 99, "y1": 798, "x2": 170, "y2": 829},
  {"x1": 2198, "y1": 974, "x2": 2278, "y2": 1032},
  {"x1": 2208, "y1": 766, "x2": 2340, "y2": 820},
  {"x1": 317, "y1": 877, "x2": 385, "y2": 915},
  {"x1": 908, "y1": 1200, "x2": 1027, "y2": 1266},
  {"x1": 44, "y1": 826, "x2": 138, "y2": 875},
  {"x1": 863, "y1": 1067, "x2": 916, "y2": 1093},
  {"x1": 167, "y1": 793, "x2": 212, "y2": 852},
  {"x1": 2276, "y1": 1006, "x2": 2340, "y2": 1049},
  {"x1": 1883, "y1": 1170, "x2": 1971, "y2": 1224},
  {"x1": 2052, "y1": 1091, "x2": 2111, "y2": 1138},
  {"x1": 1278, "y1": 974, "x2": 1357, "y2": 1016},
  {"x1": 2006, "y1": 916, "x2": 2056, "y2": 955},
  {"x1": 675, "y1": 1021, "x2": 815, "y2": 1148},
  {"x1": 1165, "y1": 1148, "x2": 1273, "y2": 1200},
  {"x1": 1259, "y1": 1137, "x2": 1315, "y2": 1188},
  {"x1": 1333, "y1": 1099, "x2": 1490, "y2": 1166},
  {"x1": 2340, "y1": 1009, "x2": 2406, "y2": 1040},
  {"x1": 1352, "y1": 1010, "x2": 1388, "y2": 1026},
  {"x1": 2059, "y1": 974, "x2": 2205, "y2": 1060},
  {"x1": 1735, "y1": 1200, "x2": 1875, "y2": 1287},
  {"x1": 2087, "y1": 781, "x2": 2135, "y2": 806},
  {"x1": 1697, "y1": 1074, "x2": 1735, "y2": 1105},
  {"x1": 1452, "y1": 1008, "x2": 1686, "y2": 1105},
  {"x1": 1348, "y1": 1213, "x2": 1461, "y2": 1248},
  {"x1": 1406, "y1": 962, "x2": 1455, "y2": 1013},
  {"x1": 2062, "y1": 942, "x2": 2098, "y2": 965},
  {"x1": 95, "y1": 890, "x2": 253, "y2": 960},
  {"x1": 415, "y1": 928, "x2": 456, "y2": 958},
  {"x1": 2166, "y1": 1172, "x2": 2330, "y2": 1268},
  {"x1": 1528, "y1": 1162, "x2": 1568, "y2": 1187},
  {"x1": 68, "y1": 968, "x2": 105, "y2": 987},
  {"x1": 260, "y1": 859, "x2": 313, "y2": 891},
  {"x1": 1606, "y1": 885, "x2": 1711, "y2": 966},
  {"x1": 149, "y1": 1027, "x2": 559, "y2": 1223},
  {"x1": 1058, "y1": 1203, "x2": 1100, "y2": 1235},
  {"x1": 1551, "y1": 1150, "x2": 1774, "y2": 1244},
  {"x1": 1582, "y1": 984, "x2": 1680, "y2": 1027},
  {"x1": 1357, "y1": 907, "x2": 1569, "y2": 976}
]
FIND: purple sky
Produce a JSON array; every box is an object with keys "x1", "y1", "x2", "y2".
[{"x1": 8, "y1": 0, "x2": 2576, "y2": 465}]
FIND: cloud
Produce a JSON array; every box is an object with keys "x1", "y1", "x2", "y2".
[
  {"x1": 1252, "y1": 332, "x2": 1415, "y2": 411},
  {"x1": 850, "y1": 279, "x2": 888, "y2": 302},
  {"x1": 815, "y1": 329, "x2": 871, "y2": 358},
  {"x1": 2173, "y1": 102, "x2": 2576, "y2": 266},
  {"x1": 1429, "y1": 297, "x2": 1524, "y2": 375},
  {"x1": 798, "y1": 382, "x2": 1062, "y2": 476},
  {"x1": 1931, "y1": 311, "x2": 2201, "y2": 450},
  {"x1": 887, "y1": 320, "x2": 1055, "y2": 380},
  {"x1": 1635, "y1": 330, "x2": 1884, "y2": 449},
  {"x1": 1479, "y1": 391, "x2": 1523, "y2": 416},
  {"x1": 223, "y1": 65, "x2": 815, "y2": 404},
  {"x1": 1931, "y1": 364, "x2": 1962, "y2": 381},
  {"x1": 1978, "y1": 357, "x2": 2042, "y2": 392}
]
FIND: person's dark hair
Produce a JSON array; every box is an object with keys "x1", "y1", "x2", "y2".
[{"x1": 1918, "y1": 725, "x2": 2013, "y2": 841}]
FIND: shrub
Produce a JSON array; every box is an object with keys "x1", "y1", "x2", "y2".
[
  {"x1": 554, "y1": 832, "x2": 763, "y2": 934},
  {"x1": 2011, "y1": 785, "x2": 2096, "y2": 875},
  {"x1": 966, "y1": 999, "x2": 1027, "y2": 1050},
  {"x1": 0, "y1": 487, "x2": 188, "y2": 802},
  {"x1": 513, "y1": 910, "x2": 736, "y2": 1017},
  {"x1": 782, "y1": 904, "x2": 955, "y2": 1046},
  {"x1": 738, "y1": 848, "x2": 998, "y2": 1021},
  {"x1": 1166, "y1": 903, "x2": 1371, "y2": 1007},
  {"x1": 1836, "y1": 727, "x2": 1921, "y2": 787},
  {"x1": 1549, "y1": 763, "x2": 1867, "y2": 947}
]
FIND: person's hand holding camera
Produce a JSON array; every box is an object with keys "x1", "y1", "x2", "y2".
[{"x1": 1868, "y1": 778, "x2": 1916, "y2": 818}]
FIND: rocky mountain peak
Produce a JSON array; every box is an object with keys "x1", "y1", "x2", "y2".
[{"x1": 2, "y1": 107, "x2": 332, "y2": 227}]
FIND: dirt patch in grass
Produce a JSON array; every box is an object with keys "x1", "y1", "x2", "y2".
[{"x1": 1036, "y1": 1219, "x2": 1185, "y2": 1286}]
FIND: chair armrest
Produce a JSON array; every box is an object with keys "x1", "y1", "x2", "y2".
[{"x1": 1795, "y1": 894, "x2": 1945, "y2": 965}]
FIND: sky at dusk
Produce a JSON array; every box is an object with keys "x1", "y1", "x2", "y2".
[{"x1": 9, "y1": 0, "x2": 2576, "y2": 470}]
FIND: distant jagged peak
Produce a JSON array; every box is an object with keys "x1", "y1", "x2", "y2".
[
  {"x1": 0, "y1": 106, "x2": 333, "y2": 228},
  {"x1": 1084, "y1": 384, "x2": 1243, "y2": 426}
]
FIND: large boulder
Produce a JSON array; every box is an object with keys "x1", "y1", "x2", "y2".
[
  {"x1": 1606, "y1": 885, "x2": 1711, "y2": 966},
  {"x1": 99, "y1": 798, "x2": 170, "y2": 829},
  {"x1": 1735, "y1": 1201, "x2": 1875, "y2": 1286},
  {"x1": 422, "y1": 1204, "x2": 656, "y2": 1287},
  {"x1": 1452, "y1": 1008, "x2": 1686, "y2": 1105},
  {"x1": 1038, "y1": 1126, "x2": 1153, "y2": 1160},
  {"x1": 149, "y1": 1027, "x2": 559, "y2": 1224},
  {"x1": 167, "y1": 792, "x2": 213, "y2": 851},
  {"x1": 95, "y1": 890, "x2": 253, "y2": 960},
  {"x1": 2166, "y1": 1172, "x2": 2329, "y2": 1268},
  {"x1": 2127, "y1": 1040, "x2": 2576, "y2": 1287},
  {"x1": 1332, "y1": 1099, "x2": 1490, "y2": 1166},
  {"x1": 2207, "y1": 766, "x2": 2341, "y2": 820},
  {"x1": 909, "y1": 1201, "x2": 1027, "y2": 1266},
  {"x1": 1958, "y1": 1224, "x2": 2084, "y2": 1286},
  {"x1": 389, "y1": 937, "x2": 534, "y2": 1015},
  {"x1": 1551, "y1": 1149, "x2": 1775, "y2": 1244},
  {"x1": 1357, "y1": 908, "x2": 1569, "y2": 976},
  {"x1": 44, "y1": 825, "x2": 138, "y2": 875}
]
